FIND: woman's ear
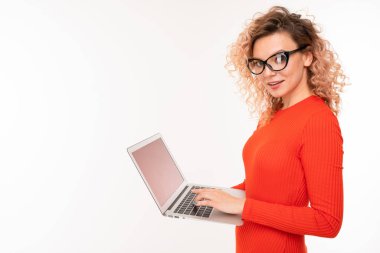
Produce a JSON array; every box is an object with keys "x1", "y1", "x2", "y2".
[{"x1": 303, "y1": 51, "x2": 313, "y2": 67}]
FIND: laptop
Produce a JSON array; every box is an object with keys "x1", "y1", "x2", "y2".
[{"x1": 127, "y1": 133, "x2": 245, "y2": 226}]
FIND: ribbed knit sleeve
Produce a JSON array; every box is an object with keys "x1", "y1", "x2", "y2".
[{"x1": 241, "y1": 109, "x2": 344, "y2": 238}]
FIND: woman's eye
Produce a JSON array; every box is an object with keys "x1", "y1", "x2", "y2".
[{"x1": 274, "y1": 53, "x2": 286, "y2": 64}]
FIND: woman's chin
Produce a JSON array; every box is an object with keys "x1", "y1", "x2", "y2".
[{"x1": 266, "y1": 89, "x2": 283, "y2": 98}]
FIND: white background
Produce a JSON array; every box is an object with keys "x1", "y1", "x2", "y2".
[{"x1": 0, "y1": 0, "x2": 379, "y2": 252}]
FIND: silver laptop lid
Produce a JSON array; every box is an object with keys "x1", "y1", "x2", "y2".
[{"x1": 127, "y1": 133, "x2": 188, "y2": 214}]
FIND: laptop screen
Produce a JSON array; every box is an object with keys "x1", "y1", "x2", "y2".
[{"x1": 131, "y1": 138, "x2": 184, "y2": 207}]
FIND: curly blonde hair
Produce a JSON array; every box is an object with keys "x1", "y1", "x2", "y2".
[{"x1": 225, "y1": 6, "x2": 349, "y2": 126}]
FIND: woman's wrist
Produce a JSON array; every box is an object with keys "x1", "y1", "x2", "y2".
[{"x1": 238, "y1": 198, "x2": 246, "y2": 215}]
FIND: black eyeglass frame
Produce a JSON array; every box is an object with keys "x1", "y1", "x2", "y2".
[{"x1": 246, "y1": 44, "x2": 309, "y2": 75}]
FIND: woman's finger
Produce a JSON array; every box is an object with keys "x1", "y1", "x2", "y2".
[
  {"x1": 194, "y1": 199, "x2": 212, "y2": 207},
  {"x1": 193, "y1": 192, "x2": 211, "y2": 202},
  {"x1": 191, "y1": 188, "x2": 212, "y2": 194}
]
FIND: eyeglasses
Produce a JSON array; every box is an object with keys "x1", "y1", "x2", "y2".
[{"x1": 246, "y1": 45, "x2": 309, "y2": 75}]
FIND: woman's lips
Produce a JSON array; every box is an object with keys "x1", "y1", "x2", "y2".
[{"x1": 267, "y1": 80, "x2": 284, "y2": 89}]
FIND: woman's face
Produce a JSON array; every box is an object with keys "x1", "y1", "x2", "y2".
[{"x1": 252, "y1": 32, "x2": 312, "y2": 105}]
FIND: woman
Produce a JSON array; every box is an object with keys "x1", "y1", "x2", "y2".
[{"x1": 191, "y1": 6, "x2": 348, "y2": 253}]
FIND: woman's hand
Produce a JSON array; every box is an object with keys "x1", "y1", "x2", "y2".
[{"x1": 191, "y1": 188, "x2": 245, "y2": 215}]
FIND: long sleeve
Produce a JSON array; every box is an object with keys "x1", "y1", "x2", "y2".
[
  {"x1": 241, "y1": 110, "x2": 344, "y2": 238},
  {"x1": 231, "y1": 180, "x2": 246, "y2": 190}
]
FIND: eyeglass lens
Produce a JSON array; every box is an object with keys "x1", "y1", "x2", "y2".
[{"x1": 248, "y1": 52, "x2": 288, "y2": 74}]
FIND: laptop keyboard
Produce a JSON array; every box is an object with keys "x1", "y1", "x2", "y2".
[{"x1": 174, "y1": 186, "x2": 214, "y2": 218}]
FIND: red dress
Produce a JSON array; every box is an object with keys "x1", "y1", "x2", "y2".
[{"x1": 232, "y1": 95, "x2": 344, "y2": 253}]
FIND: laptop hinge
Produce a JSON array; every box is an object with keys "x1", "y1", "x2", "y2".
[{"x1": 166, "y1": 185, "x2": 188, "y2": 212}]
